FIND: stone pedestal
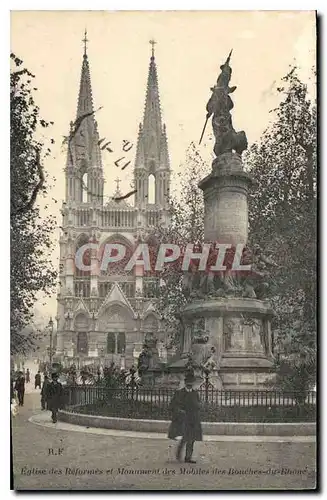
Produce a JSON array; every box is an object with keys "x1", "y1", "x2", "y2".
[
  {"x1": 183, "y1": 298, "x2": 275, "y2": 390},
  {"x1": 177, "y1": 151, "x2": 276, "y2": 390},
  {"x1": 199, "y1": 152, "x2": 253, "y2": 245}
]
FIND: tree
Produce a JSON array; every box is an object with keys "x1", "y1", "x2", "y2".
[
  {"x1": 150, "y1": 142, "x2": 209, "y2": 347},
  {"x1": 245, "y1": 67, "x2": 317, "y2": 394},
  {"x1": 11, "y1": 54, "x2": 57, "y2": 355}
]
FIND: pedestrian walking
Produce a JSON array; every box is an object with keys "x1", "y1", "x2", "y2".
[
  {"x1": 14, "y1": 371, "x2": 25, "y2": 406},
  {"x1": 168, "y1": 372, "x2": 203, "y2": 464},
  {"x1": 35, "y1": 371, "x2": 41, "y2": 389},
  {"x1": 10, "y1": 373, "x2": 18, "y2": 417},
  {"x1": 41, "y1": 374, "x2": 50, "y2": 410},
  {"x1": 25, "y1": 368, "x2": 30, "y2": 384},
  {"x1": 47, "y1": 373, "x2": 63, "y2": 423}
]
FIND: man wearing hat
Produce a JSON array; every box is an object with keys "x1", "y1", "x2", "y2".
[
  {"x1": 14, "y1": 371, "x2": 25, "y2": 406},
  {"x1": 168, "y1": 372, "x2": 203, "y2": 463},
  {"x1": 47, "y1": 373, "x2": 63, "y2": 423}
]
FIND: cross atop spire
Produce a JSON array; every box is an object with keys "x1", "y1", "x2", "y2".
[
  {"x1": 82, "y1": 29, "x2": 89, "y2": 56},
  {"x1": 149, "y1": 39, "x2": 156, "y2": 59},
  {"x1": 113, "y1": 177, "x2": 122, "y2": 197},
  {"x1": 115, "y1": 177, "x2": 121, "y2": 191}
]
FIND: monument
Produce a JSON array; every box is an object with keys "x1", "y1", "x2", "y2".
[
  {"x1": 137, "y1": 332, "x2": 164, "y2": 386},
  {"x1": 168, "y1": 51, "x2": 275, "y2": 390}
]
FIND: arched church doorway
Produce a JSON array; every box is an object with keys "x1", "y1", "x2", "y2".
[
  {"x1": 98, "y1": 305, "x2": 132, "y2": 367},
  {"x1": 77, "y1": 332, "x2": 88, "y2": 355}
]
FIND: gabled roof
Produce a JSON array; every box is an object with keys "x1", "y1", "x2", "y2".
[
  {"x1": 73, "y1": 296, "x2": 91, "y2": 317},
  {"x1": 97, "y1": 282, "x2": 135, "y2": 317},
  {"x1": 105, "y1": 197, "x2": 131, "y2": 209},
  {"x1": 143, "y1": 301, "x2": 160, "y2": 319}
]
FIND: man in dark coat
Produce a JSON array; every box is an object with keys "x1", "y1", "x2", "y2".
[
  {"x1": 25, "y1": 368, "x2": 30, "y2": 384},
  {"x1": 168, "y1": 372, "x2": 203, "y2": 463},
  {"x1": 47, "y1": 373, "x2": 63, "y2": 423},
  {"x1": 10, "y1": 373, "x2": 15, "y2": 402},
  {"x1": 14, "y1": 372, "x2": 25, "y2": 406},
  {"x1": 41, "y1": 374, "x2": 50, "y2": 410},
  {"x1": 35, "y1": 371, "x2": 41, "y2": 389}
]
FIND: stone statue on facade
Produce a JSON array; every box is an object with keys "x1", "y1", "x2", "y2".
[
  {"x1": 64, "y1": 311, "x2": 73, "y2": 330},
  {"x1": 200, "y1": 50, "x2": 248, "y2": 157}
]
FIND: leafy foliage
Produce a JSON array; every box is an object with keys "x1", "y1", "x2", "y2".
[
  {"x1": 11, "y1": 53, "x2": 57, "y2": 355},
  {"x1": 245, "y1": 67, "x2": 317, "y2": 393},
  {"x1": 150, "y1": 142, "x2": 209, "y2": 346}
]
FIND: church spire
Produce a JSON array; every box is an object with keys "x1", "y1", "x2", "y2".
[
  {"x1": 76, "y1": 29, "x2": 94, "y2": 118},
  {"x1": 135, "y1": 40, "x2": 170, "y2": 170},
  {"x1": 142, "y1": 39, "x2": 162, "y2": 148},
  {"x1": 65, "y1": 31, "x2": 104, "y2": 206},
  {"x1": 134, "y1": 41, "x2": 170, "y2": 208}
]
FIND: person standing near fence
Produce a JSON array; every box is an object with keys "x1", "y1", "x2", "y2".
[
  {"x1": 15, "y1": 371, "x2": 25, "y2": 406},
  {"x1": 47, "y1": 373, "x2": 63, "y2": 423},
  {"x1": 168, "y1": 372, "x2": 203, "y2": 464}
]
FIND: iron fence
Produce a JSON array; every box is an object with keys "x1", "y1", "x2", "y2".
[{"x1": 61, "y1": 384, "x2": 316, "y2": 422}]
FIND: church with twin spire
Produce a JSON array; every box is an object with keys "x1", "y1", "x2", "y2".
[{"x1": 55, "y1": 34, "x2": 171, "y2": 368}]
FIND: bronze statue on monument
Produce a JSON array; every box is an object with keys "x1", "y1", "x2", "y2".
[{"x1": 199, "y1": 50, "x2": 248, "y2": 157}]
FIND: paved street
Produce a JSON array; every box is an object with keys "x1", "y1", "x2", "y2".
[{"x1": 12, "y1": 392, "x2": 317, "y2": 491}]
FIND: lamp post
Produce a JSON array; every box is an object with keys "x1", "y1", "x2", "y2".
[{"x1": 48, "y1": 317, "x2": 54, "y2": 369}]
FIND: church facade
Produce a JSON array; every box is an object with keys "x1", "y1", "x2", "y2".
[{"x1": 55, "y1": 38, "x2": 171, "y2": 369}]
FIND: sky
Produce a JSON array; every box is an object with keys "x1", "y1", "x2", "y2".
[{"x1": 10, "y1": 10, "x2": 316, "y2": 321}]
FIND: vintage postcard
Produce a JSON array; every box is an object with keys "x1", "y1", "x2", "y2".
[{"x1": 10, "y1": 10, "x2": 317, "y2": 491}]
